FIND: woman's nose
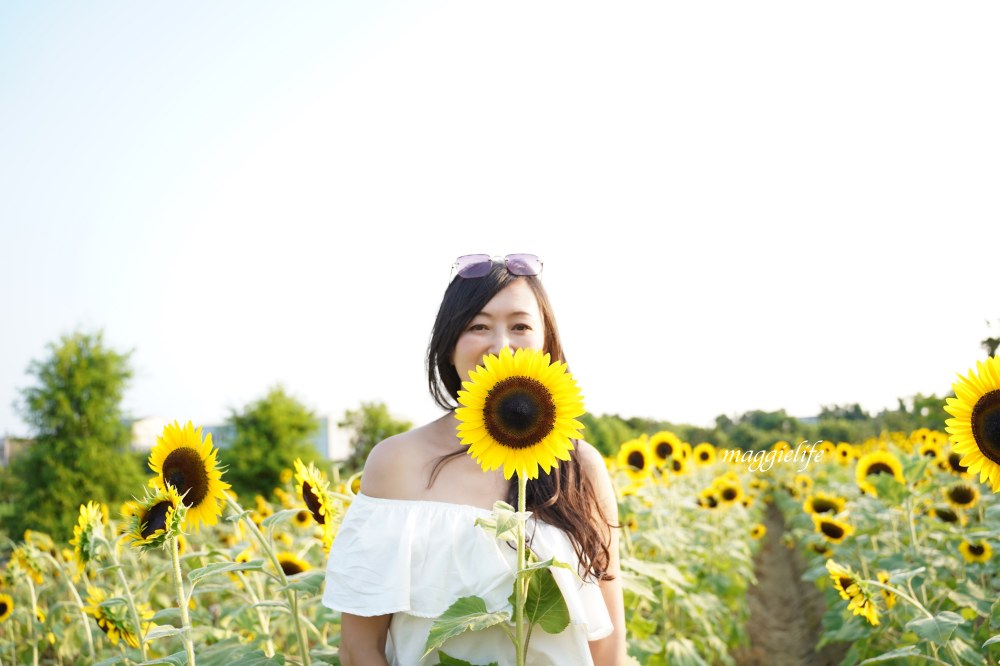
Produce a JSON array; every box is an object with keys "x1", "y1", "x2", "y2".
[{"x1": 489, "y1": 331, "x2": 512, "y2": 355}]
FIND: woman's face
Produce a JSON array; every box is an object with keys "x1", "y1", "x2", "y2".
[{"x1": 451, "y1": 279, "x2": 546, "y2": 384}]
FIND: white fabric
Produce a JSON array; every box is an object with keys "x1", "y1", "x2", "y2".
[{"x1": 322, "y1": 493, "x2": 613, "y2": 666}]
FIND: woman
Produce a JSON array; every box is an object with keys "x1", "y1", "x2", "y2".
[{"x1": 323, "y1": 254, "x2": 628, "y2": 665}]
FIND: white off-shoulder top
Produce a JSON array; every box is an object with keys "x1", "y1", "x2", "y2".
[{"x1": 322, "y1": 493, "x2": 614, "y2": 666}]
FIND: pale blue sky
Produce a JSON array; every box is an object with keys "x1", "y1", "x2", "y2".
[{"x1": 2, "y1": 2, "x2": 998, "y2": 439}]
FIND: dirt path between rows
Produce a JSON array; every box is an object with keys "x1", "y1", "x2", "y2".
[{"x1": 731, "y1": 502, "x2": 851, "y2": 666}]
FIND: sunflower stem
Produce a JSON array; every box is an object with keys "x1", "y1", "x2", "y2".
[
  {"x1": 169, "y1": 536, "x2": 197, "y2": 666},
  {"x1": 107, "y1": 537, "x2": 149, "y2": 662},
  {"x1": 25, "y1": 576, "x2": 38, "y2": 666},
  {"x1": 226, "y1": 494, "x2": 311, "y2": 666},
  {"x1": 40, "y1": 553, "x2": 95, "y2": 659},
  {"x1": 515, "y1": 471, "x2": 528, "y2": 666}
]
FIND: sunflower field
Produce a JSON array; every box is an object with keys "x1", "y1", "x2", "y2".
[{"x1": 2, "y1": 357, "x2": 1000, "y2": 665}]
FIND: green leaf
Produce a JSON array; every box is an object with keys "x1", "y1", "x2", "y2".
[
  {"x1": 189, "y1": 559, "x2": 265, "y2": 582},
  {"x1": 858, "y1": 646, "x2": 922, "y2": 664},
  {"x1": 621, "y1": 557, "x2": 689, "y2": 594},
  {"x1": 991, "y1": 598, "x2": 1000, "y2": 630},
  {"x1": 262, "y1": 508, "x2": 302, "y2": 529},
  {"x1": 423, "y1": 596, "x2": 510, "y2": 658},
  {"x1": 906, "y1": 611, "x2": 964, "y2": 645},
  {"x1": 138, "y1": 652, "x2": 188, "y2": 666},
  {"x1": 508, "y1": 567, "x2": 570, "y2": 635},
  {"x1": 949, "y1": 639, "x2": 984, "y2": 666},
  {"x1": 474, "y1": 501, "x2": 528, "y2": 542},
  {"x1": 437, "y1": 651, "x2": 499, "y2": 666},
  {"x1": 150, "y1": 607, "x2": 181, "y2": 625},
  {"x1": 868, "y1": 472, "x2": 909, "y2": 504},
  {"x1": 145, "y1": 625, "x2": 185, "y2": 641},
  {"x1": 983, "y1": 633, "x2": 1000, "y2": 648},
  {"x1": 664, "y1": 637, "x2": 709, "y2": 666},
  {"x1": 280, "y1": 569, "x2": 326, "y2": 595},
  {"x1": 94, "y1": 658, "x2": 128, "y2": 666}
]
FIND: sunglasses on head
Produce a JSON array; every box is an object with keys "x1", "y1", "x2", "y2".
[{"x1": 451, "y1": 254, "x2": 544, "y2": 279}]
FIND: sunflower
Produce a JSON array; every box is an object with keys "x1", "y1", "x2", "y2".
[
  {"x1": 958, "y1": 540, "x2": 992, "y2": 563},
  {"x1": 750, "y1": 523, "x2": 766, "y2": 540},
  {"x1": 69, "y1": 501, "x2": 104, "y2": 573},
  {"x1": 918, "y1": 440, "x2": 943, "y2": 461},
  {"x1": 293, "y1": 458, "x2": 337, "y2": 551},
  {"x1": 715, "y1": 481, "x2": 744, "y2": 505},
  {"x1": 876, "y1": 571, "x2": 896, "y2": 609},
  {"x1": 10, "y1": 545, "x2": 45, "y2": 584},
  {"x1": 811, "y1": 542, "x2": 831, "y2": 557},
  {"x1": 945, "y1": 450, "x2": 971, "y2": 476},
  {"x1": 122, "y1": 483, "x2": 186, "y2": 551},
  {"x1": 929, "y1": 505, "x2": 967, "y2": 526},
  {"x1": 697, "y1": 488, "x2": 719, "y2": 509},
  {"x1": 772, "y1": 440, "x2": 791, "y2": 452},
  {"x1": 943, "y1": 483, "x2": 979, "y2": 510},
  {"x1": 819, "y1": 441, "x2": 837, "y2": 456},
  {"x1": 454, "y1": 347, "x2": 585, "y2": 480},
  {"x1": 855, "y1": 450, "x2": 905, "y2": 496},
  {"x1": 835, "y1": 442, "x2": 856, "y2": 465},
  {"x1": 794, "y1": 474, "x2": 814, "y2": 493},
  {"x1": 148, "y1": 421, "x2": 231, "y2": 531},
  {"x1": 813, "y1": 515, "x2": 854, "y2": 544},
  {"x1": 616, "y1": 436, "x2": 654, "y2": 482},
  {"x1": 945, "y1": 356, "x2": 1000, "y2": 492},
  {"x1": 803, "y1": 492, "x2": 846, "y2": 516},
  {"x1": 826, "y1": 560, "x2": 879, "y2": 626},
  {"x1": 668, "y1": 456, "x2": 689, "y2": 476},
  {"x1": 276, "y1": 551, "x2": 311, "y2": 577},
  {"x1": 649, "y1": 431, "x2": 682, "y2": 467},
  {"x1": 0, "y1": 594, "x2": 12, "y2": 624},
  {"x1": 84, "y1": 586, "x2": 152, "y2": 648},
  {"x1": 692, "y1": 442, "x2": 716, "y2": 465}
]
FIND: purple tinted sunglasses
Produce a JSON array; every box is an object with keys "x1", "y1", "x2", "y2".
[{"x1": 451, "y1": 254, "x2": 544, "y2": 279}]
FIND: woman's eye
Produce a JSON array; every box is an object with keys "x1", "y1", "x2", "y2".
[
  {"x1": 513, "y1": 324, "x2": 531, "y2": 331},
  {"x1": 468, "y1": 324, "x2": 488, "y2": 331}
]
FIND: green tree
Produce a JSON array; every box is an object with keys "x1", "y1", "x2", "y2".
[
  {"x1": 225, "y1": 385, "x2": 320, "y2": 500},
  {"x1": 6, "y1": 330, "x2": 145, "y2": 540},
  {"x1": 339, "y1": 401, "x2": 412, "y2": 472}
]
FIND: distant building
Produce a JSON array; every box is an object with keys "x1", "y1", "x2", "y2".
[{"x1": 0, "y1": 437, "x2": 31, "y2": 467}]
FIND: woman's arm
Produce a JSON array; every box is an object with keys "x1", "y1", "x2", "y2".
[
  {"x1": 339, "y1": 613, "x2": 391, "y2": 666},
  {"x1": 578, "y1": 441, "x2": 629, "y2": 666}
]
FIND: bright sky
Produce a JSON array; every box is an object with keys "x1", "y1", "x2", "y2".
[{"x1": 2, "y1": 2, "x2": 998, "y2": 440}]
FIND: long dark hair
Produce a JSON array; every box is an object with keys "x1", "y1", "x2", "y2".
[{"x1": 426, "y1": 261, "x2": 614, "y2": 581}]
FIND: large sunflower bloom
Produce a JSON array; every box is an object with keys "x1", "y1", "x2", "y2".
[
  {"x1": 148, "y1": 421, "x2": 231, "y2": 531},
  {"x1": 455, "y1": 347, "x2": 585, "y2": 480},
  {"x1": 855, "y1": 450, "x2": 905, "y2": 497},
  {"x1": 944, "y1": 356, "x2": 1000, "y2": 492}
]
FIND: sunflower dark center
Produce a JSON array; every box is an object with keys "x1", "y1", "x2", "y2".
[
  {"x1": 812, "y1": 498, "x2": 837, "y2": 513},
  {"x1": 655, "y1": 442, "x2": 673, "y2": 459},
  {"x1": 922, "y1": 448, "x2": 938, "y2": 457},
  {"x1": 838, "y1": 576, "x2": 854, "y2": 590},
  {"x1": 722, "y1": 487, "x2": 738, "y2": 501},
  {"x1": 280, "y1": 558, "x2": 305, "y2": 576},
  {"x1": 0, "y1": 601, "x2": 8, "y2": 615},
  {"x1": 936, "y1": 507, "x2": 958, "y2": 522},
  {"x1": 302, "y1": 482, "x2": 325, "y2": 525},
  {"x1": 821, "y1": 521, "x2": 845, "y2": 539},
  {"x1": 483, "y1": 377, "x2": 556, "y2": 449},
  {"x1": 948, "y1": 485, "x2": 975, "y2": 505},
  {"x1": 140, "y1": 501, "x2": 172, "y2": 538},
  {"x1": 948, "y1": 452, "x2": 969, "y2": 473},
  {"x1": 969, "y1": 543, "x2": 985, "y2": 556},
  {"x1": 162, "y1": 447, "x2": 210, "y2": 508},
  {"x1": 972, "y1": 390, "x2": 1000, "y2": 464},
  {"x1": 706, "y1": 496, "x2": 718, "y2": 508},
  {"x1": 866, "y1": 462, "x2": 894, "y2": 476},
  {"x1": 699, "y1": 451, "x2": 710, "y2": 461},
  {"x1": 672, "y1": 459, "x2": 683, "y2": 472},
  {"x1": 627, "y1": 451, "x2": 646, "y2": 470}
]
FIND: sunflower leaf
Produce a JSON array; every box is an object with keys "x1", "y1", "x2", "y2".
[
  {"x1": 518, "y1": 556, "x2": 577, "y2": 578},
  {"x1": 145, "y1": 625, "x2": 185, "y2": 641},
  {"x1": 280, "y1": 569, "x2": 326, "y2": 595},
  {"x1": 189, "y1": 559, "x2": 265, "y2": 583},
  {"x1": 475, "y1": 501, "x2": 529, "y2": 542},
  {"x1": 137, "y1": 651, "x2": 188, "y2": 666},
  {"x1": 509, "y1": 566, "x2": 570, "y2": 634},
  {"x1": 436, "y1": 651, "x2": 499, "y2": 666},
  {"x1": 857, "y1": 646, "x2": 922, "y2": 664},
  {"x1": 422, "y1": 596, "x2": 510, "y2": 658},
  {"x1": 262, "y1": 509, "x2": 302, "y2": 529},
  {"x1": 905, "y1": 611, "x2": 964, "y2": 645}
]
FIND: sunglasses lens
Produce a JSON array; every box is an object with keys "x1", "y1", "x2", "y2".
[
  {"x1": 505, "y1": 254, "x2": 542, "y2": 276},
  {"x1": 455, "y1": 254, "x2": 492, "y2": 278}
]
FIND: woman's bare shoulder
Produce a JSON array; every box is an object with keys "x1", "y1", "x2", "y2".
[{"x1": 358, "y1": 420, "x2": 443, "y2": 499}]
